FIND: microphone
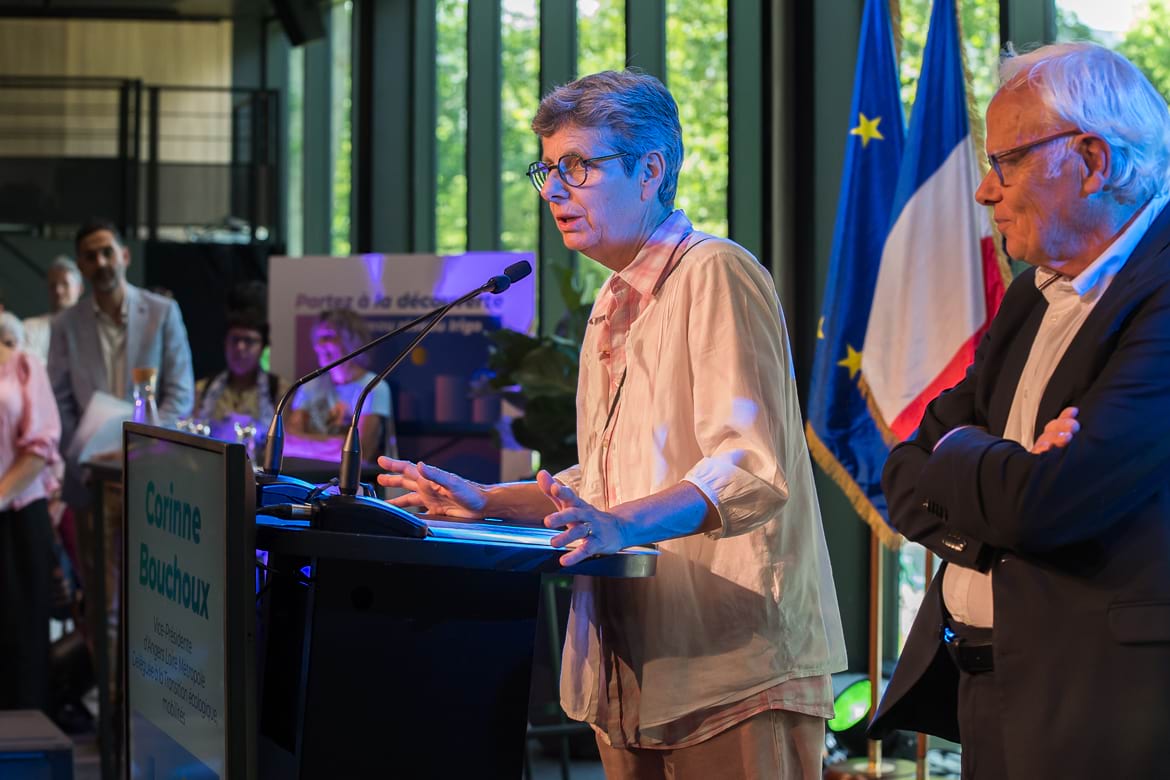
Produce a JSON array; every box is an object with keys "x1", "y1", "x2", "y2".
[
  {"x1": 311, "y1": 261, "x2": 531, "y2": 536},
  {"x1": 258, "y1": 306, "x2": 452, "y2": 500}
]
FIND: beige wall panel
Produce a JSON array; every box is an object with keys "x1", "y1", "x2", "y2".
[
  {"x1": 63, "y1": 20, "x2": 231, "y2": 87},
  {"x1": 0, "y1": 19, "x2": 232, "y2": 160},
  {"x1": 0, "y1": 21, "x2": 70, "y2": 156},
  {"x1": 0, "y1": 20, "x2": 69, "y2": 75},
  {"x1": 0, "y1": 19, "x2": 230, "y2": 83}
]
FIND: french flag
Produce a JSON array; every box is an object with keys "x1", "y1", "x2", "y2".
[{"x1": 860, "y1": 0, "x2": 1005, "y2": 442}]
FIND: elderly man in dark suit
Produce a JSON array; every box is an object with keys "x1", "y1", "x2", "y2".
[{"x1": 869, "y1": 43, "x2": 1170, "y2": 779}]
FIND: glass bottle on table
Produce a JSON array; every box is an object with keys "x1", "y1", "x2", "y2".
[{"x1": 131, "y1": 367, "x2": 161, "y2": 425}]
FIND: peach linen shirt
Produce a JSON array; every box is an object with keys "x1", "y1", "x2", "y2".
[{"x1": 555, "y1": 211, "x2": 847, "y2": 748}]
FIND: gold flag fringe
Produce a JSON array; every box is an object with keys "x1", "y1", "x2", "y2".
[
  {"x1": 806, "y1": 423, "x2": 904, "y2": 550},
  {"x1": 856, "y1": 375, "x2": 902, "y2": 449},
  {"x1": 889, "y1": 0, "x2": 903, "y2": 63}
]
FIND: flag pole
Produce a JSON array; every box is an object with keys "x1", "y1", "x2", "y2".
[
  {"x1": 916, "y1": 550, "x2": 935, "y2": 780},
  {"x1": 825, "y1": 528, "x2": 914, "y2": 780},
  {"x1": 868, "y1": 530, "x2": 884, "y2": 773}
]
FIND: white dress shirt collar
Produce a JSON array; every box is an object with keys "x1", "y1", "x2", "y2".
[{"x1": 1034, "y1": 191, "x2": 1170, "y2": 303}]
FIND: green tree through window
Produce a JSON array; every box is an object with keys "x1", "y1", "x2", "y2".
[
  {"x1": 330, "y1": 0, "x2": 353, "y2": 256},
  {"x1": 574, "y1": 0, "x2": 628, "y2": 300},
  {"x1": 1119, "y1": 2, "x2": 1170, "y2": 104},
  {"x1": 436, "y1": 0, "x2": 469, "y2": 255},
  {"x1": 667, "y1": 0, "x2": 729, "y2": 237},
  {"x1": 501, "y1": 0, "x2": 540, "y2": 252},
  {"x1": 898, "y1": 0, "x2": 1000, "y2": 127},
  {"x1": 578, "y1": 0, "x2": 626, "y2": 77},
  {"x1": 287, "y1": 45, "x2": 304, "y2": 256}
]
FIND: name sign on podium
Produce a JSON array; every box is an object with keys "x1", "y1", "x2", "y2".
[{"x1": 123, "y1": 423, "x2": 256, "y2": 779}]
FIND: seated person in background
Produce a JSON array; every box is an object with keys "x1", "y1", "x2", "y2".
[
  {"x1": 194, "y1": 305, "x2": 289, "y2": 437},
  {"x1": 23, "y1": 256, "x2": 83, "y2": 363},
  {"x1": 0, "y1": 316, "x2": 61, "y2": 713},
  {"x1": 284, "y1": 309, "x2": 394, "y2": 463}
]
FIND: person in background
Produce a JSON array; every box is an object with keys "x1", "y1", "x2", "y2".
[
  {"x1": 380, "y1": 70, "x2": 845, "y2": 779},
  {"x1": 48, "y1": 218, "x2": 195, "y2": 730},
  {"x1": 0, "y1": 312, "x2": 25, "y2": 349},
  {"x1": 23, "y1": 256, "x2": 84, "y2": 363},
  {"x1": 284, "y1": 308, "x2": 394, "y2": 463},
  {"x1": 49, "y1": 218, "x2": 195, "y2": 459},
  {"x1": 0, "y1": 318, "x2": 61, "y2": 713},
  {"x1": 194, "y1": 302, "x2": 289, "y2": 440}
]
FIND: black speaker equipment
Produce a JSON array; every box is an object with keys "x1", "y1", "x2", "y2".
[{"x1": 272, "y1": 0, "x2": 326, "y2": 46}]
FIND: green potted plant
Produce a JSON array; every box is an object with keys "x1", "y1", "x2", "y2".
[{"x1": 481, "y1": 261, "x2": 597, "y2": 474}]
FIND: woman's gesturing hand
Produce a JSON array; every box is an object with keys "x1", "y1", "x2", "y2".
[{"x1": 376, "y1": 457, "x2": 487, "y2": 519}]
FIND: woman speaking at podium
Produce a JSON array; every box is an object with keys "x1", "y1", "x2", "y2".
[{"x1": 380, "y1": 70, "x2": 845, "y2": 779}]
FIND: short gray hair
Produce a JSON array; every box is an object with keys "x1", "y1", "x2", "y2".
[
  {"x1": 48, "y1": 255, "x2": 81, "y2": 280},
  {"x1": 999, "y1": 42, "x2": 1170, "y2": 203},
  {"x1": 0, "y1": 311, "x2": 24, "y2": 348},
  {"x1": 532, "y1": 69, "x2": 683, "y2": 208}
]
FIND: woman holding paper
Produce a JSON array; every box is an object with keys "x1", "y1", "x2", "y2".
[{"x1": 0, "y1": 329, "x2": 62, "y2": 712}]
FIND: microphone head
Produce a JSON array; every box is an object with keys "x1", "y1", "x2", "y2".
[
  {"x1": 504, "y1": 260, "x2": 532, "y2": 284},
  {"x1": 486, "y1": 261, "x2": 533, "y2": 294}
]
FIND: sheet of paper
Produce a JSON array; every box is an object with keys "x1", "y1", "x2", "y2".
[{"x1": 68, "y1": 391, "x2": 134, "y2": 464}]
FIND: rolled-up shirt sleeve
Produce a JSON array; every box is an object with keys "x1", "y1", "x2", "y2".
[
  {"x1": 553, "y1": 463, "x2": 582, "y2": 493},
  {"x1": 680, "y1": 249, "x2": 793, "y2": 538},
  {"x1": 18, "y1": 353, "x2": 62, "y2": 464}
]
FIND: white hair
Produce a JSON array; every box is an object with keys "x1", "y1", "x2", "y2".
[
  {"x1": 48, "y1": 254, "x2": 81, "y2": 280},
  {"x1": 1000, "y1": 42, "x2": 1170, "y2": 203},
  {"x1": 0, "y1": 311, "x2": 24, "y2": 348}
]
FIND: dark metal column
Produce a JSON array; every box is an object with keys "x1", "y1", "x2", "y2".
[
  {"x1": 626, "y1": 0, "x2": 666, "y2": 83},
  {"x1": 466, "y1": 0, "x2": 502, "y2": 251},
  {"x1": 537, "y1": 0, "x2": 576, "y2": 336}
]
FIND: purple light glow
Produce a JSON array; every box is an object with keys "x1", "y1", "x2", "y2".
[
  {"x1": 360, "y1": 253, "x2": 385, "y2": 291},
  {"x1": 437, "y1": 253, "x2": 536, "y2": 334}
]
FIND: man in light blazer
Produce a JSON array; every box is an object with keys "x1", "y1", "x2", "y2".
[
  {"x1": 48, "y1": 217, "x2": 194, "y2": 720},
  {"x1": 50, "y1": 219, "x2": 194, "y2": 470},
  {"x1": 868, "y1": 43, "x2": 1170, "y2": 779}
]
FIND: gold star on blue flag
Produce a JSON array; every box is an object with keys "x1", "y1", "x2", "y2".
[
  {"x1": 850, "y1": 113, "x2": 885, "y2": 147},
  {"x1": 837, "y1": 344, "x2": 863, "y2": 380}
]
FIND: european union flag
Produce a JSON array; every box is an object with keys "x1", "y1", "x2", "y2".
[{"x1": 805, "y1": 0, "x2": 905, "y2": 547}]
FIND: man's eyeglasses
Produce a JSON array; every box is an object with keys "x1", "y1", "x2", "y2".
[
  {"x1": 526, "y1": 152, "x2": 630, "y2": 192},
  {"x1": 227, "y1": 333, "x2": 263, "y2": 349},
  {"x1": 987, "y1": 129, "x2": 1082, "y2": 186}
]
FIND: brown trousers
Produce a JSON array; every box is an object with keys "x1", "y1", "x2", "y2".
[{"x1": 596, "y1": 709, "x2": 825, "y2": 780}]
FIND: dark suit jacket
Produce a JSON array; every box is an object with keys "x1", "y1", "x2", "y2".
[{"x1": 869, "y1": 203, "x2": 1170, "y2": 779}]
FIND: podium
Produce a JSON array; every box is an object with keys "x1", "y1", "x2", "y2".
[
  {"x1": 122, "y1": 423, "x2": 657, "y2": 779},
  {"x1": 255, "y1": 519, "x2": 654, "y2": 779}
]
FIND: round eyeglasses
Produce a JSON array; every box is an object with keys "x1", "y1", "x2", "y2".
[{"x1": 526, "y1": 152, "x2": 630, "y2": 192}]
